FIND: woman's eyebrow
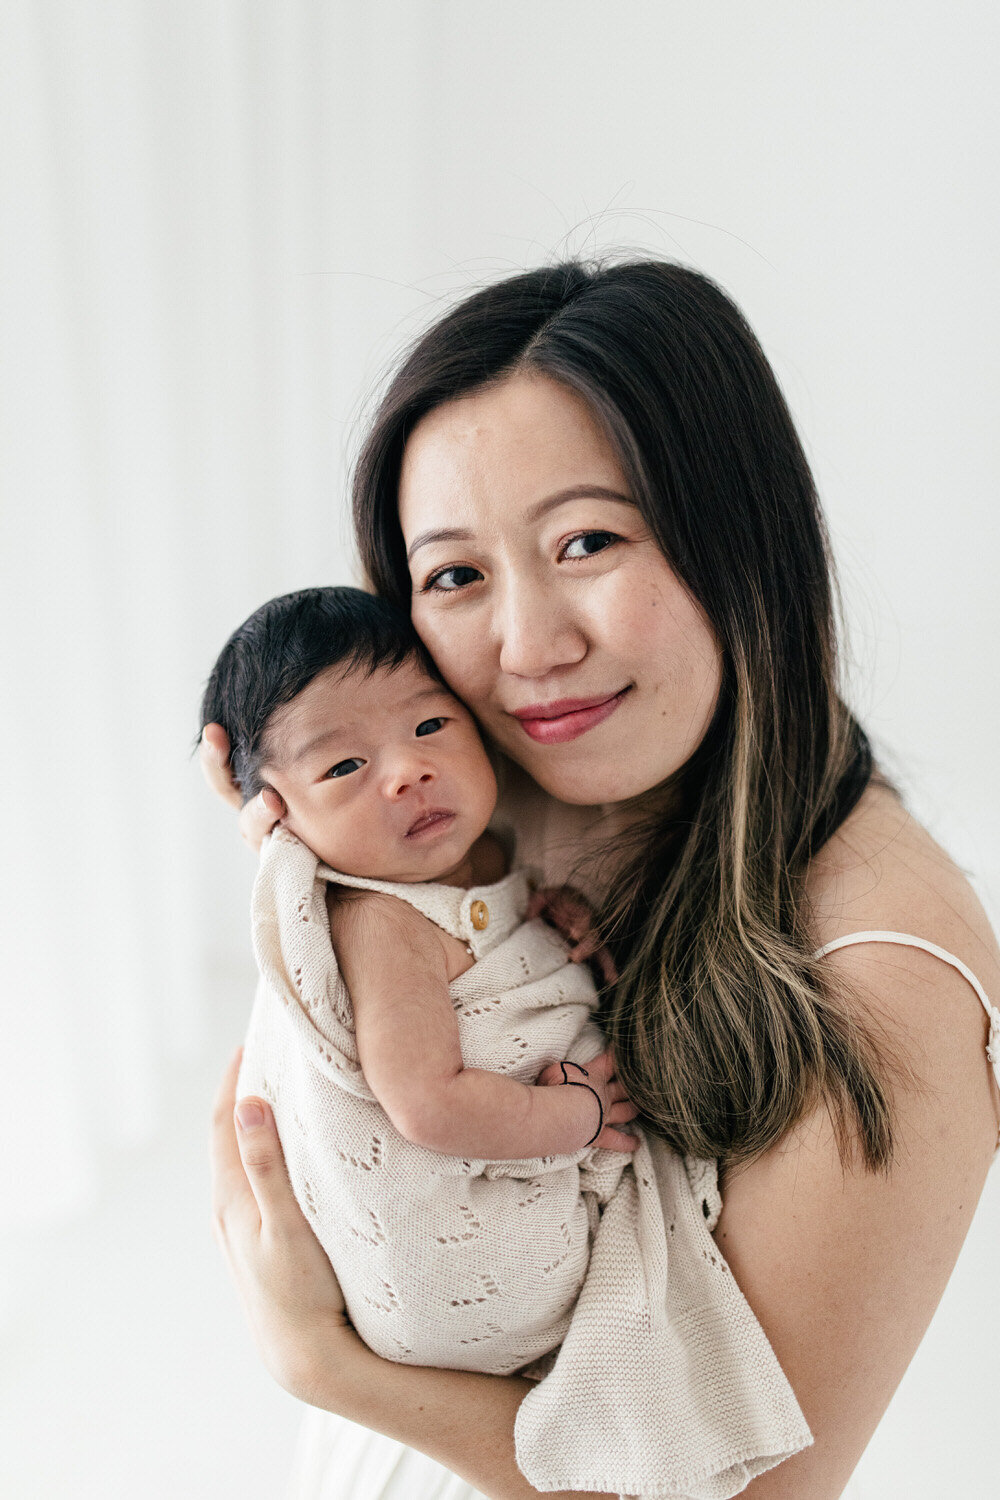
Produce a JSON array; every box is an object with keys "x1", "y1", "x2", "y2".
[
  {"x1": 404, "y1": 484, "x2": 633, "y2": 562},
  {"x1": 405, "y1": 525, "x2": 472, "y2": 562}
]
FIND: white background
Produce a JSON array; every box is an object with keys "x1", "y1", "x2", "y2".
[{"x1": 1, "y1": 3, "x2": 997, "y2": 1496}]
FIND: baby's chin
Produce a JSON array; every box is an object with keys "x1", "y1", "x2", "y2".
[{"x1": 304, "y1": 831, "x2": 478, "y2": 886}]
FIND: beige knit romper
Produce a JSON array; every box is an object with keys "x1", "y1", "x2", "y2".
[{"x1": 239, "y1": 825, "x2": 813, "y2": 1500}]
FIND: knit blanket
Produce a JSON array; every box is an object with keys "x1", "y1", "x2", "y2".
[{"x1": 238, "y1": 826, "x2": 812, "y2": 1498}]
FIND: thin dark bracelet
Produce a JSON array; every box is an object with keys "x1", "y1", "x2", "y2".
[{"x1": 558, "y1": 1061, "x2": 603, "y2": 1146}]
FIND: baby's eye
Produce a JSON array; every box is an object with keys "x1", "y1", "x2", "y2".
[
  {"x1": 326, "y1": 757, "x2": 365, "y2": 779},
  {"x1": 415, "y1": 717, "x2": 446, "y2": 737},
  {"x1": 561, "y1": 530, "x2": 620, "y2": 560},
  {"x1": 420, "y1": 564, "x2": 483, "y2": 593}
]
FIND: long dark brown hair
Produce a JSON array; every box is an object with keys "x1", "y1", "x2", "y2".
[{"x1": 352, "y1": 257, "x2": 905, "y2": 1174}]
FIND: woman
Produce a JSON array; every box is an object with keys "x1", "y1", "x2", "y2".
[{"x1": 203, "y1": 258, "x2": 1000, "y2": 1499}]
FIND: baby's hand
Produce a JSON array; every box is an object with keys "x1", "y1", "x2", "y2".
[
  {"x1": 526, "y1": 885, "x2": 618, "y2": 987},
  {"x1": 535, "y1": 1047, "x2": 640, "y2": 1153}
]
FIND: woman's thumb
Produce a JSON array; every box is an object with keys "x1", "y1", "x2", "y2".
[{"x1": 234, "y1": 1097, "x2": 284, "y2": 1186}]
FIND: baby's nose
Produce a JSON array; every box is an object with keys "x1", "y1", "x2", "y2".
[{"x1": 387, "y1": 766, "x2": 434, "y2": 798}]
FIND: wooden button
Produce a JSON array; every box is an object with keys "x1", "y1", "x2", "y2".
[{"x1": 470, "y1": 899, "x2": 489, "y2": 930}]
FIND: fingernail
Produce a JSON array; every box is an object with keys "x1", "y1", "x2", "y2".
[{"x1": 236, "y1": 1100, "x2": 265, "y2": 1130}]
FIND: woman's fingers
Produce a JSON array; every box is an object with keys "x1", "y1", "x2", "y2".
[
  {"x1": 210, "y1": 1046, "x2": 261, "y2": 1241},
  {"x1": 199, "y1": 722, "x2": 285, "y2": 853},
  {"x1": 232, "y1": 1092, "x2": 301, "y2": 1236},
  {"x1": 210, "y1": 1047, "x2": 346, "y2": 1295},
  {"x1": 199, "y1": 723, "x2": 242, "y2": 810},
  {"x1": 210, "y1": 1047, "x2": 310, "y2": 1250},
  {"x1": 208, "y1": 1050, "x2": 351, "y2": 1403},
  {"x1": 237, "y1": 787, "x2": 285, "y2": 852}
]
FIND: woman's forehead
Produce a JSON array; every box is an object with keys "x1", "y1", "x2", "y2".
[{"x1": 397, "y1": 371, "x2": 627, "y2": 535}]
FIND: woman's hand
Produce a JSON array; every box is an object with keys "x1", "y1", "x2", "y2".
[
  {"x1": 535, "y1": 1047, "x2": 640, "y2": 1152},
  {"x1": 199, "y1": 722, "x2": 286, "y2": 852},
  {"x1": 210, "y1": 1047, "x2": 360, "y2": 1408}
]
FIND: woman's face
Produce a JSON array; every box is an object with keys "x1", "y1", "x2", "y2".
[{"x1": 398, "y1": 371, "x2": 724, "y2": 806}]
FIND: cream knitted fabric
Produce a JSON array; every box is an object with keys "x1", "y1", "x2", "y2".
[{"x1": 238, "y1": 826, "x2": 813, "y2": 1499}]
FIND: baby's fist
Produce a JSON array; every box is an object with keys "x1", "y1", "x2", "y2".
[{"x1": 534, "y1": 1049, "x2": 641, "y2": 1153}]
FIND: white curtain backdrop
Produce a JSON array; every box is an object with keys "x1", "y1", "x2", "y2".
[
  {"x1": 1, "y1": 3, "x2": 997, "y2": 1494},
  {"x1": 2, "y1": 0, "x2": 442, "y2": 1229}
]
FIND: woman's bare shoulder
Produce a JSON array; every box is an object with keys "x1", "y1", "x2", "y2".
[
  {"x1": 804, "y1": 775, "x2": 1000, "y2": 996},
  {"x1": 801, "y1": 773, "x2": 1000, "y2": 1160},
  {"x1": 709, "y1": 777, "x2": 999, "y2": 1495}
]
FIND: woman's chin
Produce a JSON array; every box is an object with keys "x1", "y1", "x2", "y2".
[{"x1": 511, "y1": 752, "x2": 643, "y2": 808}]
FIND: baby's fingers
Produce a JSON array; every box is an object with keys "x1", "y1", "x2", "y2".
[
  {"x1": 598, "y1": 1125, "x2": 639, "y2": 1153},
  {"x1": 525, "y1": 889, "x2": 546, "y2": 921},
  {"x1": 606, "y1": 1100, "x2": 640, "y2": 1125},
  {"x1": 583, "y1": 1047, "x2": 618, "y2": 1083},
  {"x1": 568, "y1": 935, "x2": 599, "y2": 962}
]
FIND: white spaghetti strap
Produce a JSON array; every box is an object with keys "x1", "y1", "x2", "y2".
[{"x1": 813, "y1": 930, "x2": 1000, "y2": 1103}]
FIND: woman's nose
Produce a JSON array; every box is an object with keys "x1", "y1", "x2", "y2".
[{"x1": 495, "y1": 581, "x2": 588, "y2": 680}]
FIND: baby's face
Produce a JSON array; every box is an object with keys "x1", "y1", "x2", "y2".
[{"x1": 259, "y1": 656, "x2": 498, "y2": 883}]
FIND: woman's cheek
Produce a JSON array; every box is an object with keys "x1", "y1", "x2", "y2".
[{"x1": 413, "y1": 604, "x2": 487, "y2": 703}]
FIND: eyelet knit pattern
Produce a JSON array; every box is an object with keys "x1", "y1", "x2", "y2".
[{"x1": 239, "y1": 827, "x2": 812, "y2": 1498}]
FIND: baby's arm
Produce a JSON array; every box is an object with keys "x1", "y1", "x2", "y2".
[{"x1": 329, "y1": 888, "x2": 636, "y2": 1158}]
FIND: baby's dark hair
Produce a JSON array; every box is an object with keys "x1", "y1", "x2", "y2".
[{"x1": 200, "y1": 586, "x2": 444, "y2": 803}]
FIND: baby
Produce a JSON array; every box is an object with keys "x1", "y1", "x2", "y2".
[
  {"x1": 203, "y1": 585, "x2": 637, "y2": 1163},
  {"x1": 202, "y1": 586, "x2": 813, "y2": 1499}
]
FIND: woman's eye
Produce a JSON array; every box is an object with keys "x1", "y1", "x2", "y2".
[
  {"x1": 415, "y1": 718, "x2": 446, "y2": 737},
  {"x1": 420, "y1": 564, "x2": 483, "y2": 593},
  {"x1": 561, "y1": 530, "x2": 620, "y2": 560},
  {"x1": 326, "y1": 758, "x2": 365, "y2": 779}
]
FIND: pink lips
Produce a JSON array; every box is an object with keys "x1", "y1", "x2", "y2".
[
  {"x1": 405, "y1": 809, "x2": 456, "y2": 839},
  {"x1": 512, "y1": 688, "x2": 631, "y2": 744}
]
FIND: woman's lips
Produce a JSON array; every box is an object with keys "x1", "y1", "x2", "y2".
[
  {"x1": 512, "y1": 687, "x2": 632, "y2": 744},
  {"x1": 405, "y1": 809, "x2": 456, "y2": 839}
]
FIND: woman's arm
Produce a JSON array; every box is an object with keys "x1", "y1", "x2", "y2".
[
  {"x1": 708, "y1": 937, "x2": 999, "y2": 1497},
  {"x1": 207, "y1": 728, "x2": 998, "y2": 1496},
  {"x1": 211, "y1": 1049, "x2": 613, "y2": 1500},
  {"x1": 333, "y1": 888, "x2": 639, "y2": 1156},
  {"x1": 214, "y1": 932, "x2": 998, "y2": 1500}
]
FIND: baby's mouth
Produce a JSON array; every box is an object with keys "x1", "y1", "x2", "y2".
[{"x1": 405, "y1": 809, "x2": 456, "y2": 839}]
